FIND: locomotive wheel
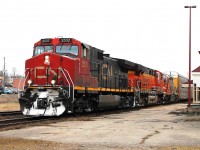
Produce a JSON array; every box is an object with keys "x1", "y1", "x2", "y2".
[
  {"x1": 127, "y1": 96, "x2": 134, "y2": 108},
  {"x1": 84, "y1": 102, "x2": 94, "y2": 112},
  {"x1": 74, "y1": 106, "x2": 84, "y2": 113}
]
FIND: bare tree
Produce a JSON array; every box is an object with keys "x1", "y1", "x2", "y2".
[{"x1": 12, "y1": 67, "x2": 16, "y2": 78}]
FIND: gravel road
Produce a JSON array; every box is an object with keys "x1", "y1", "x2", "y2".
[{"x1": 0, "y1": 103, "x2": 199, "y2": 150}]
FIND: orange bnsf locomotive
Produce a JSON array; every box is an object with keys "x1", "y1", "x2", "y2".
[{"x1": 19, "y1": 37, "x2": 179, "y2": 116}]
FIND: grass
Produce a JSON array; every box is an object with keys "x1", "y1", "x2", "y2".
[
  {"x1": 155, "y1": 146, "x2": 200, "y2": 150},
  {"x1": 170, "y1": 107, "x2": 200, "y2": 116},
  {"x1": 0, "y1": 103, "x2": 20, "y2": 111}
]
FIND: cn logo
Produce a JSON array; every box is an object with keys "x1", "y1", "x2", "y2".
[{"x1": 34, "y1": 66, "x2": 62, "y2": 79}]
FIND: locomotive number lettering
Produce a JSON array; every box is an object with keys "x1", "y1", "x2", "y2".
[
  {"x1": 60, "y1": 38, "x2": 72, "y2": 43},
  {"x1": 81, "y1": 61, "x2": 88, "y2": 68},
  {"x1": 41, "y1": 39, "x2": 51, "y2": 43}
]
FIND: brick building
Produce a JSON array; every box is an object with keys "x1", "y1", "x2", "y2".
[{"x1": 12, "y1": 78, "x2": 25, "y2": 91}]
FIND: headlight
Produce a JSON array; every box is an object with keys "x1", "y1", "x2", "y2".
[
  {"x1": 51, "y1": 80, "x2": 56, "y2": 85},
  {"x1": 44, "y1": 55, "x2": 50, "y2": 65},
  {"x1": 27, "y1": 79, "x2": 32, "y2": 85}
]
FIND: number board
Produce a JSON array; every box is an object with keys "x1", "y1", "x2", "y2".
[
  {"x1": 41, "y1": 39, "x2": 51, "y2": 43},
  {"x1": 60, "y1": 38, "x2": 72, "y2": 43}
]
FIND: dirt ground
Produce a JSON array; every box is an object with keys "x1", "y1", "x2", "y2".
[
  {"x1": 0, "y1": 94, "x2": 20, "y2": 111},
  {"x1": 0, "y1": 95, "x2": 200, "y2": 150},
  {"x1": 0, "y1": 137, "x2": 199, "y2": 150}
]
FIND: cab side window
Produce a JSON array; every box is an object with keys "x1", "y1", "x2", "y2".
[{"x1": 82, "y1": 46, "x2": 89, "y2": 59}]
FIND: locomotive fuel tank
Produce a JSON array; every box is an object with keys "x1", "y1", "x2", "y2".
[{"x1": 98, "y1": 95, "x2": 121, "y2": 109}]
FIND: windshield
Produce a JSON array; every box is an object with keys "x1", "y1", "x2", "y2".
[
  {"x1": 34, "y1": 45, "x2": 53, "y2": 56},
  {"x1": 56, "y1": 45, "x2": 78, "y2": 57}
]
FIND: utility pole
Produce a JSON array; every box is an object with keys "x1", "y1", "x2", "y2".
[
  {"x1": 3, "y1": 57, "x2": 6, "y2": 87},
  {"x1": 184, "y1": 5, "x2": 196, "y2": 107}
]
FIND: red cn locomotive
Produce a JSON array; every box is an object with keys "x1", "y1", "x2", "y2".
[{"x1": 19, "y1": 37, "x2": 176, "y2": 116}]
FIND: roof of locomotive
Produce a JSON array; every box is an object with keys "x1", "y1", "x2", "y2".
[
  {"x1": 112, "y1": 57, "x2": 148, "y2": 73},
  {"x1": 32, "y1": 37, "x2": 160, "y2": 74},
  {"x1": 34, "y1": 38, "x2": 103, "y2": 51},
  {"x1": 33, "y1": 37, "x2": 105, "y2": 57},
  {"x1": 34, "y1": 37, "x2": 81, "y2": 46}
]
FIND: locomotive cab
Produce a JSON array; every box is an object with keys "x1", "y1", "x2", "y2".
[{"x1": 19, "y1": 38, "x2": 90, "y2": 116}]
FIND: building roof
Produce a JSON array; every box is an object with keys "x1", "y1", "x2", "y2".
[
  {"x1": 192, "y1": 66, "x2": 200, "y2": 72},
  {"x1": 183, "y1": 80, "x2": 193, "y2": 84}
]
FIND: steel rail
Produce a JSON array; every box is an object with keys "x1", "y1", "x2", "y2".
[
  {"x1": 0, "y1": 111, "x2": 22, "y2": 116},
  {"x1": 0, "y1": 116, "x2": 54, "y2": 128}
]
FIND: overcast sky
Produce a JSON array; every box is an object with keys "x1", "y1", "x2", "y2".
[{"x1": 1, "y1": 0, "x2": 200, "y2": 77}]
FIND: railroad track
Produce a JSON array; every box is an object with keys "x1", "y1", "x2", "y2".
[
  {"x1": 0, "y1": 102, "x2": 186, "y2": 131},
  {"x1": 0, "y1": 111, "x2": 22, "y2": 116},
  {"x1": 0, "y1": 116, "x2": 54, "y2": 129}
]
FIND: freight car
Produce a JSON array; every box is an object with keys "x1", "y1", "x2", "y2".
[
  {"x1": 167, "y1": 71, "x2": 189, "y2": 101},
  {"x1": 19, "y1": 37, "x2": 187, "y2": 116}
]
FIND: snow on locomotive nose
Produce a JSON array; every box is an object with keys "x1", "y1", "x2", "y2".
[{"x1": 21, "y1": 89, "x2": 66, "y2": 116}]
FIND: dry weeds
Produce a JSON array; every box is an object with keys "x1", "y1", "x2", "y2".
[
  {"x1": 155, "y1": 146, "x2": 200, "y2": 150},
  {"x1": 0, "y1": 103, "x2": 20, "y2": 111},
  {"x1": 0, "y1": 137, "x2": 199, "y2": 150},
  {"x1": 170, "y1": 107, "x2": 200, "y2": 116},
  {"x1": 0, "y1": 94, "x2": 18, "y2": 103},
  {"x1": 0, "y1": 137, "x2": 80, "y2": 150},
  {"x1": 0, "y1": 94, "x2": 20, "y2": 111}
]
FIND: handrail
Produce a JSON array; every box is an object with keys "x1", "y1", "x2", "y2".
[
  {"x1": 59, "y1": 68, "x2": 71, "y2": 98},
  {"x1": 64, "y1": 69, "x2": 74, "y2": 102}
]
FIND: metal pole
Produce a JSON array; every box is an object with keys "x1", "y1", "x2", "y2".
[
  {"x1": 3, "y1": 57, "x2": 5, "y2": 88},
  {"x1": 189, "y1": 7, "x2": 191, "y2": 107},
  {"x1": 184, "y1": 6, "x2": 196, "y2": 107}
]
